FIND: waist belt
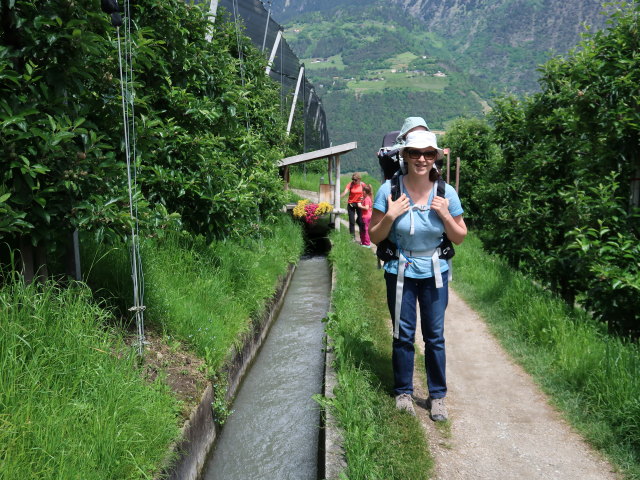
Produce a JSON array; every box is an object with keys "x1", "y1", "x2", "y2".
[{"x1": 393, "y1": 248, "x2": 452, "y2": 339}]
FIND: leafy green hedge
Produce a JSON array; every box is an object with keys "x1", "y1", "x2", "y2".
[
  {"x1": 1, "y1": 0, "x2": 297, "y2": 264},
  {"x1": 442, "y1": 4, "x2": 640, "y2": 335}
]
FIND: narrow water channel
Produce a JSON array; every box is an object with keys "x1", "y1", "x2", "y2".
[{"x1": 201, "y1": 256, "x2": 330, "y2": 480}]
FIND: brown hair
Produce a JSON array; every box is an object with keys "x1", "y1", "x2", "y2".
[
  {"x1": 351, "y1": 172, "x2": 361, "y2": 181},
  {"x1": 362, "y1": 184, "x2": 372, "y2": 197}
]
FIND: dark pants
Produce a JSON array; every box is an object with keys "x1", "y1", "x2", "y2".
[
  {"x1": 385, "y1": 272, "x2": 448, "y2": 399},
  {"x1": 347, "y1": 203, "x2": 364, "y2": 236}
]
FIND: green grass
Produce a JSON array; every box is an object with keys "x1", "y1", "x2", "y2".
[
  {"x1": 326, "y1": 230, "x2": 433, "y2": 479},
  {"x1": 2, "y1": 215, "x2": 304, "y2": 479},
  {"x1": 388, "y1": 52, "x2": 419, "y2": 69},
  {"x1": 84, "y1": 215, "x2": 304, "y2": 372},
  {"x1": 289, "y1": 170, "x2": 326, "y2": 192},
  {"x1": 0, "y1": 278, "x2": 180, "y2": 480},
  {"x1": 303, "y1": 54, "x2": 346, "y2": 71},
  {"x1": 452, "y1": 233, "x2": 640, "y2": 479},
  {"x1": 348, "y1": 72, "x2": 448, "y2": 93}
]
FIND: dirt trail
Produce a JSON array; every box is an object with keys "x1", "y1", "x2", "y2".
[
  {"x1": 293, "y1": 188, "x2": 619, "y2": 478},
  {"x1": 413, "y1": 289, "x2": 620, "y2": 479}
]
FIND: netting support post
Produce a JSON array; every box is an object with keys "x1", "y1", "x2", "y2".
[
  {"x1": 205, "y1": 0, "x2": 219, "y2": 42},
  {"x1": 265, "y1": 29, "x2": 282, "y2": 75},
  {"x1": 286, "y1": 65, "x2": 304, "y2": 135},
  {"x1": 261, "y1": 4, "x2": 271, "y2": 51}
]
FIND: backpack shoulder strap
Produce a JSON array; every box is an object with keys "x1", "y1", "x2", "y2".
[
  {"x1": 390, "y1": 173, "x2": 402, "y2": 201},
  {"x1": 437, "y1": 178, "x2": 446, "y2": 198}
]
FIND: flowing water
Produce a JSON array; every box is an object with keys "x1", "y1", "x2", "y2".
[{"x1": 201, "y1": 256, "x2": 330, "y2": 480}]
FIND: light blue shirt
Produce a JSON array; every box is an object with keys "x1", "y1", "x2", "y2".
[{"x1": 373, "y1": 176, "x2": 463, "y2": 278}]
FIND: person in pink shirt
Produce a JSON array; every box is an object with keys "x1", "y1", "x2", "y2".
[{"x1": 358, "y1": 184, "x2": 373, "y2": 247}]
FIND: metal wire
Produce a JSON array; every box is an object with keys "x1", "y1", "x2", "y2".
[{"x1": 116, "y1": 2, "x2": 145, "y2": 356}]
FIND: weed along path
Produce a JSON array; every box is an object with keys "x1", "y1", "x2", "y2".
[{"x1": 413, "y1": 289, "x2": 620, "y2": 480}]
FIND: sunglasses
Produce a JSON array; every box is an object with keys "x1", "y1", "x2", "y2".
[{"x1": 404, "y1": 149, "x2": 438, "y2": 160}]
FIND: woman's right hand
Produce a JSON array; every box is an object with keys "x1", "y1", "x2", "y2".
[{"x1": 387, "y1": 194, "x2": 410, "y2": 220}]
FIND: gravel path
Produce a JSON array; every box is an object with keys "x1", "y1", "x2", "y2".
[{"x1": 413, "y1": 289, "x2": 620, "y2": 479}]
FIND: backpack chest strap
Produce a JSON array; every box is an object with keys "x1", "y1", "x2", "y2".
[{"x1": 393, "y1": 249, "x2": 443, "y2": 339}]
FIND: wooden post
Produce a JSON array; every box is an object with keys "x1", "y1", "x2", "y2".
[
  {"x1": 631, "y1": 166, "x2": 640, "y2": 208},
  {"x1": 19, "y1": 238, "x2": 48, "y2": 284},
  {"x1": 446, "y1": 152, "x2": 451, "y2": 184},
  {"x1": 19, "y1": 238, "x2": 34, "y2": 284},
  {"x1": 284, "y1": 166, "x2": 290, "y2": 189},
  {"x1": 334, "y1": 154, "x2": 341, "y2": 231},
  {"x1": 456, "y1": 157, "x2": 461, "y2": 193},
  {"x1": 328, "y1": 155, "x2": 335, "y2": 225},
  {"x1": 65, "y1": 230, "x2": 82, "y2": 281}
]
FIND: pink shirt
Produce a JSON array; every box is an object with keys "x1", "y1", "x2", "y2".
[{"x1": 361, "y1": 196, "x2": 373, "y2": 220}]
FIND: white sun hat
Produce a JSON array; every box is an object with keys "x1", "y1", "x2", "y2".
[{"x1": 399, "y1": 130, "x2": 444, "y2": 160}]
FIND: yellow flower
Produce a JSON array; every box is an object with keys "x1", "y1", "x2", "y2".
[
  {"x1": 292, "y1": 199, "x2": 309, "y2": 219},
  {"x1": 315, "y1": 202, "x2": 333, "y2": 216}
]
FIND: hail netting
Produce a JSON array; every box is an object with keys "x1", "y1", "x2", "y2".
[
  {"x1": 191, "y1": 0, "x2": 329, "y2": 151},
  {"x1": 108, "y1": 0, "x2": 146, "y2": 355}
]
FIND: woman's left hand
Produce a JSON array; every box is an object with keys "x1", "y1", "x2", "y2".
[{"x1": 430, "y1": 195, "x2": 451, "y2": 220}]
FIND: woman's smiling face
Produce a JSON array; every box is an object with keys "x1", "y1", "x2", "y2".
[{"x1": 404, "y1": 148, "x2": 438, "y2": 175}]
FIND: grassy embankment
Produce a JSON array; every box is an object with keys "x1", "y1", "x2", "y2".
[
  {"x1": 85, "y1": 215, "x2": 304, "y2": 374},
  {"x1": 0, "y1": 215, "x2": 304, "y2": 479},
  {"x1": 453, "y1": 234, "x2": 640, "y2": 479},
  {"x1": 326, "y1": 230, "x2": 434, "y2": 479}
]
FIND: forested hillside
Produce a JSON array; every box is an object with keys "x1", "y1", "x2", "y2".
[
  {"x1": 272, "y1": 0, "x2": 612, "y2": 174},
  {"x1": 280, "y1": 5, "x2": 486, "y2": 173}
]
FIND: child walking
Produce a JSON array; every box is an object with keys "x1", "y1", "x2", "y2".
[{"x1": 358, "y1": 184, "x2": 373, "y2": 247}]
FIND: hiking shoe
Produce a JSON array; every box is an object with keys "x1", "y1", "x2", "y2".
[
  {"x1": 428, "y1": 397, "x2": 448, "y2": 422},
  {"x1": 395, "y1": 393, "x2": 416, "y2": 415}
]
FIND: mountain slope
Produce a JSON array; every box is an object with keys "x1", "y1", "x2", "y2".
[
  {"x1": 274, "y1": 0, "x2": 611, "y2": 94},
  {"x1": 270, "y1": 0, "x2": 612, "y2": 173}
]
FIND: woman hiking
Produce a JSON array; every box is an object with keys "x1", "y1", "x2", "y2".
[{"x1": 369, "y1": 128, "x2": 467, "y2": 421}]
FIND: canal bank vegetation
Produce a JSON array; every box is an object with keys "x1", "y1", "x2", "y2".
[
  {"x1": 0, "y1": 215, "x2": 304, "y2": 479},
  {"x1": 327, "y1": 231, "x2": 434, "y2": 479},
  {"x1": 84, "y1": 215, "x2": 304, "y2": 374},
  {"x1": 0, "y1": 277, "x2": 180, "y2": 480}
]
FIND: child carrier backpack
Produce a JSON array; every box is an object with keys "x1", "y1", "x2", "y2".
[
  {"x1": 377, "y1": 130, "x2": 402, "y2": 181},
  {"x1": 375, "y1": 131, "x2": 455, "y2": 264}
]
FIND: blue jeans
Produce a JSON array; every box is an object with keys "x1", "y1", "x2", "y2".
[{"x1": 385, "y1": 272, "x2": 448, "y2": 399}]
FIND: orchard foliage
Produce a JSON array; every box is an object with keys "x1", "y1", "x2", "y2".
[
  {"x1": 0, "y1": 0, "x2": 295, "y2": 259},
  {"x1": 444, "y1": 3, "x2": 640, "y2": 335},
  {"x1": 441, "y1": 117, "x2": 500, "y2": 225}
]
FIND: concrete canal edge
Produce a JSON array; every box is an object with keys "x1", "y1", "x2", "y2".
[
  {"x1": 323, "y1": 264, "x2": 348, "y2": 479},
  {"x1": 162, "y1": 263, "x2": 297, "y2": 480}
]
